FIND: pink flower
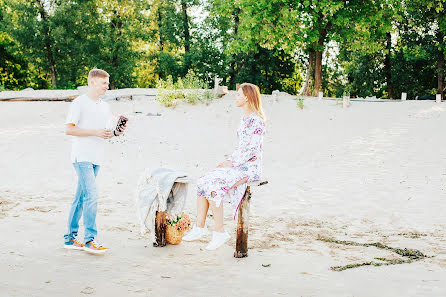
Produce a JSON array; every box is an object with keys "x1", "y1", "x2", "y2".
[{"x1": 254, "y1": 128, "x2": 263, "y2": 135}]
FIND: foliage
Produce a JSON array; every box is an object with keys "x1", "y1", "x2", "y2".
[
  {"x1": 231, "y1": 47, "x2": 296, "y2": 94},
  {"x1": 156, "y1": 70, "x2": 212, "y2": 106},
  {"x1": 296, "y1": 97, "x2": 304, "y2": 110},
  {"x1": 0, "y1": 0, "x2": 444, "y2": 99}
]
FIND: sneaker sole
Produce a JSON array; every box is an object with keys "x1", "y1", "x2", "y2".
[
  {"x1": 205, "y1": 236, "x2": 230, "y2": 251},
  {"x1": 183, "y1": 236, "x2": 206, "y2": 242},
  {"x1": 83, "y1": 247, "x2": 108, "y2": 254},
  {"x1": 63, "y1": 245, "x2": 84, "y2": 250},
  {"x1": 183, "y1": 232, "x2": 210, "y2": 242}
]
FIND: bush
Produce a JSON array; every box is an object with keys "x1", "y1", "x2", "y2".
[
  {"x1": 296, "y1": 97, "x2": 304, "y2": 110},
  {"x1": 156, "y1": 70, "x2": 214, "y2": 107},
  {"x1": 156, "y1": 76, "x2": 177, "y2": 107}
]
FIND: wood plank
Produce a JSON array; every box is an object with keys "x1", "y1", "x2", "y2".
[
  {"x1": 248, "y1": 180, "x2": 268, "y2": 187},
  {"x1": 178, "y1": 177, "x2": 268, "y2": 187}
]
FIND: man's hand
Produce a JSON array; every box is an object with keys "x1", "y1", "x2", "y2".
[
  {"x1": 114, "y1": 124, "x2": 127, "y2": 136},
  {"x1": 217, "y1": 161, "x2": 232, "y2": 168},
  {"x1": 96, "y1": 129, "x2": 113, "y2": 139}
]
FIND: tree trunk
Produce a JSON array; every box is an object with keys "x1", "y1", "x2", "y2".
[
  {"x1": 181, "y1": 1, "x2": 190, "y2": 73},
  {"x1": 157, "y1": 3, "x2": 164, "y2": 80},
  {"x1": 313, "y1": 19, "x2": 332, "y2": 96},
  {"x1": 437, "y1": 31, "x2": 445, "y2": 101},
  {"x1": 181, "y1": 1, "x2": 190, "y2": 53},
  {"x1": 302, "y1": 49, "x2": 316, "y2": 96},
  {"x1": 110, "y1": 10, "x2": 123, "y2": 90},
  {"x1": 314, "y1": 49, "x2": 322, "y2": 96},
  {"x1": 158, "y1": 6, "x2": 164, "y2": 52},
  {"x1": 229, "y1": 7, "x2": 240, "y2": 90},
  {"x1": 35, "y1": 0, "x2": 57, "y2": 88},
  {"x1": 385, "y1": 32, "x2": 393, "y2": 99}
]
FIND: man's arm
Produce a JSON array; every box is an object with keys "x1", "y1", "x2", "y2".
[{"x1": 65, "y1": 124, "x2": 112, "y2": 139}]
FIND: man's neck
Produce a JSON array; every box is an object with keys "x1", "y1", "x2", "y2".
[{"x1": 86, "y1": 89, "x2": 101, "y2": 101}]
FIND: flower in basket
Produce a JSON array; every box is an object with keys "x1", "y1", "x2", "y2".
[
  {"x1": 166, "y1": 213, "x2": 191, "y2": 232},
  {"x1": 165, "y1": 213, "x2": 191, "y2": 245}
]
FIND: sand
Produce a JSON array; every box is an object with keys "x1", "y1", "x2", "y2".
[{"x1": 0, "y1": 90, "x2": 445, "y2": 296}]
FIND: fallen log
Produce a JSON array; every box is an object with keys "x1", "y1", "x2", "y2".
[{"x1": 0, "y1": 95, "x2": 77, "y2": 102}]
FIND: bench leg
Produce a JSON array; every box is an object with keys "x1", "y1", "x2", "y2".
[
  {"x1": 234, "y1": 186, "x2": 251, "y2": 258},
  {"x1": 153, "y1": 211, "x2": 167, "y2": 247}
]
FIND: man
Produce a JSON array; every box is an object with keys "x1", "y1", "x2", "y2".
[{"x1": 63, "y1": 69, "x2": 126, "y2": 254}]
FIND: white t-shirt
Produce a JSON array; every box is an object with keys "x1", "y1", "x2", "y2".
[{"x1": 65, "y1": 94, "x2": 112, "y2": 165}]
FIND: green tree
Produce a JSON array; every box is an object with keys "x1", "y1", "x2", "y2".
[
  {"x1": 3, "y1": 0, "x2": 58, "y2": 87},
  {"x1": 405, "y1": 0, "x2": 445, "y2": 99},
  {"x1": 0, "y1": 0, "x2": 28, "y2": 90}
]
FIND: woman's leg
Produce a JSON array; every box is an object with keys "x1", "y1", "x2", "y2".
[
  {"x1": 196, "y1": 196, "x2": 209, "y2": 227},
  {"x1": 209, "y1": 201, "x2": 224, "y2": 232},
  {"x1": 205, "y1": 200, "x2": 230, "y2": 250},
  {"x1": 183, "y1": 196, "x2": 210, "y2": 241}
]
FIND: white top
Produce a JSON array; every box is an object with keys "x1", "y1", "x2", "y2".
[{"x1": 65, "y1": 94, "x2": 112, "y2": 165}]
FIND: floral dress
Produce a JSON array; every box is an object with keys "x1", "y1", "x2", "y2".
[{"x1": 197, "y1": 112, "x2": 266, "y2": 219}]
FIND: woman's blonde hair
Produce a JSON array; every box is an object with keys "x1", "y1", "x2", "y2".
[{"x1": 240, "y1": 83, "x2": 266, "y2": 120}]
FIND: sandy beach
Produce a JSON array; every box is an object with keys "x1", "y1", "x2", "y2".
[{"x1": 0, "y1": 91, "x2": 445, "y2": 296}]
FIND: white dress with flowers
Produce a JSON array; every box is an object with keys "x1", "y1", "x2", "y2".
[{"x1": 197, "y1": 113, "x2": 266, "y2": 219}]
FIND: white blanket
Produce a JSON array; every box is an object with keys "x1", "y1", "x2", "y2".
[{"x1": 135, "y1": 168, "x2": 189, "y2": 241}]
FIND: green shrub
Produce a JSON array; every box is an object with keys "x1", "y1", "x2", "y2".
[
  {"x1": 156, "y1": 70, "x2": 214, "y2": 107},
  {"x1": 297, "y1": 97, "x2": 304, "y2": 110}
]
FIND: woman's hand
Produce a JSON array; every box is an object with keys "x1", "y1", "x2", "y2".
[{"x1": 217, "y1": 161, "x2": 232, "y2": 168}]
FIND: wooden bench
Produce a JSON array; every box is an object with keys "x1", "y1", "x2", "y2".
[{"x1": 153, "y1": 177, "x2": 269, "y2": 259}]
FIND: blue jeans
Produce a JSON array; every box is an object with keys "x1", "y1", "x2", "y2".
[{"x1": 64, "y1": 162, "x2": 100, "y2": 244}]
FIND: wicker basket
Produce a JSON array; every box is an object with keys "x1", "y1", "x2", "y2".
[{"x1": 166, "y1": 225, "x2": 184, "y2": 245}]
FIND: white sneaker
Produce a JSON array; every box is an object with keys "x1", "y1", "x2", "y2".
[
  {"x1": 183, "y1": 225, "x2": 209, "y2": 242},
  {"x1": 205, "y1": 231, "x2": 230, "y2": 250}
]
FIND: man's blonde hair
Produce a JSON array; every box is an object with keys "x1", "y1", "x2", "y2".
[{"x1": 88, "y1": 68, "x2": 109, "y2": 80}]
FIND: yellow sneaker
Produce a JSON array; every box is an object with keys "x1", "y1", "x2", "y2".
[
  {"x1": 83, "y1": 240, "x2": 108, "y2": 254},
  {"x1": 64, "y1": 236, "x2": 84, "y2": 250}
]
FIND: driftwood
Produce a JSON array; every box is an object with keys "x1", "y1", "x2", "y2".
[
  {"x1": 234, "y1": 186, "x2": 251, "y2": 258},
  {"x1": 0, "y1": 95, "x2": 138, "y2": 102},
  {"x1": 153, "y1": 211, "x2": 167, "y2": 247},
  {"x1": 0, "y1": 95, "x2": 77, "y2": 102},
  {"x1": 234, "y1": 180, "x2": 268, "y2": 258}
]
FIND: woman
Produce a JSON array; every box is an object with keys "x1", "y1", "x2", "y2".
[{"x1": 183, "y1": 83, "x2": 266, "y2": 250}]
